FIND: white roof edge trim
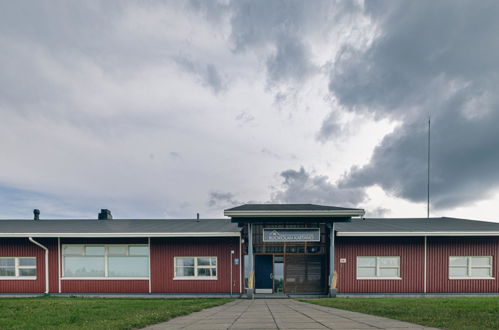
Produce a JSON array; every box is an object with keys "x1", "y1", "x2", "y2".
[
  {"x1": 224, "y1": 210, "x2": 365, "y2": 217},
  {"x1": 0, "y1": 232, "x2": 241, "y2": 238},
  {"x1": 337, "y1": 232, "x2": 499, "y2": 237}
]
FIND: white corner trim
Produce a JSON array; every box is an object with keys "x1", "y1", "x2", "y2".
[{"x1": 28, "y1": 237, "x2": 49, "y2": 294}]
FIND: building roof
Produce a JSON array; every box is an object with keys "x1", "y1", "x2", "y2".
[
  {"x1": 336, "y1": 217, "x2": 499, "y2": 236},
  {"x1": 224, "y1": 204, "x2": 365, "y2": 218},
  {"x1": 0, "y1": 219, "x2": 240, "y2": 238},
  {"x1": 2, "y1": 216, "x2": 499, "y2": 238}
]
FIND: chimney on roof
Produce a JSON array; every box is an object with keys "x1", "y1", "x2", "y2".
[
  {"x1": 33, "y1": 209, "x2": 40, "y2": 220},
  {"x1": 98, "y1": 209, "x2": 113, "y2": 220}
]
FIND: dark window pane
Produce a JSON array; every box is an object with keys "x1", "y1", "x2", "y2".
[
  {"x1": 197, "y1": 257, "x2": 211, "y2": 266},
  {"x1": 176, "y1": 267, "x2": 194, "y2": 276},
  {"x1": 0, "y1": 268, "x2": 15, "y2": 276},
  {"x1": 197, "y1": 268, "x2": 212, "y2": 276},
  {"x1": 19, "y1": 268, "x2": 36, "y2": 277}
]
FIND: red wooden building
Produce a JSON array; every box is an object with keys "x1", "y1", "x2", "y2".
[{"x1": 1, "y1": 205, "x2": 499, "y2": 296}]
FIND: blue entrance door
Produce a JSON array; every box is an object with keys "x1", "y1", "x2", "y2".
[{"x1": 255, "y1": 255, "x2": 273, "y2": 293}]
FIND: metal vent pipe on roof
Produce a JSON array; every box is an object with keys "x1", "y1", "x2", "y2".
[
  {"x1": 196, "y1": 213, "x2": 200, "y2": 222},
  {"x1": 98, "y1": 209, "x2": 113, "y2": 220}
]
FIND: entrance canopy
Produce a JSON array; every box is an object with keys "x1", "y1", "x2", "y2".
[{"x1": 224, "y1": 204, "x2": 365, "y2": 224}]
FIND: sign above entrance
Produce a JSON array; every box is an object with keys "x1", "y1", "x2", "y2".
[{"x1": 263, "y1": 228, "x2": 320, "y2": 242}]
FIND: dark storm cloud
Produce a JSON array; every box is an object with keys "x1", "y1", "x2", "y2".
[
  {"x1": 272, "y1": 167, "x2": 366, "y2": 207},
  {"x1": 174, "y1": 58, "x2": 226, "y2": 93},
  {"x1": 228, "y1": 0, "x2": 360, "y2": 84},
  {"x1": 207, "y1": 191, "x2": 241, "y2": 208},
  {"x1": 332, "y1": 0, "x2": 499, "y2": 209}
]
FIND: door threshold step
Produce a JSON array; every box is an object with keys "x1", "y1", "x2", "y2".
[{"x1": 241, "y1": 293, "x2": 328, "y2": 299}]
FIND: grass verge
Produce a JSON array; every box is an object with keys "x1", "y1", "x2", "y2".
[
  {"x1": 302, "y1": 297, "x2": 499, "y2": 330},
  {"x1": 0, "y1": 296, "x2": 232, "y2": 329}
]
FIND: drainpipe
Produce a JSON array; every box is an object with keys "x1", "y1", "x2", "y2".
[
  {"x1": 329, "y1": 222, "x2": 336, "y2": 297},
  {"x1": 29, "y1": 237, "x2": 49, "y2": 294},
  {"x1": 424, "y1": 236, "x2": 427, "y2": 293}
]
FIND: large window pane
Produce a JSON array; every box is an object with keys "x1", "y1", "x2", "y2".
[
  {"x1": 64, "y1": 257, "x2": 105, "y2": 277},
  {"x1": 108, "y1": 256, "x2": 148, "y2": 277}
]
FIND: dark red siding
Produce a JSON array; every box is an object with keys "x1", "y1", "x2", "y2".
[
  {"x1": 427, "y1": 236, "x2": 499, "y2": 293},
  {"x1": 335, "y1": 237, "x2": 425, "y2": 293},
  {"x1": 61, "y1": 280, "x2": 149, "y2": 293},
  {"x1": 150, "y1": 237, "x2": 241, "y2": 293},
  {"x1": 0, "y1": 238, "x2": 47, "y2": 293}
]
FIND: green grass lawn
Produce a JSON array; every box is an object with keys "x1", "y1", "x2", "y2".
[
  {"x1": 0, "y1": 296, "x2": 232, "y2": 330},
  {"x1": 302, "y1": 297, "x2": 499, "y2": 330}
]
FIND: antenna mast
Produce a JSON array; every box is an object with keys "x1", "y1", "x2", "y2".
[{"x1": 427, "y1": 115, "x2": 431, "y2": 219}]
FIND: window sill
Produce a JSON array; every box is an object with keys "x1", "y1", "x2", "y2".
[
  {"x1": 357, "y1": 277, "x2": 402, "y2": 280},
  {"x1": 449, "y1": 277, "x2": 495, "y2": 280},
  {"x1": 173, "y1": 277, "x2": 218, "y2": 281},
  {"x1": 61, "y1": 277, "x2": 149, "y2": 280},
  {"x1": 0, "y1": 277, "x2": 37, "y2": 280}
]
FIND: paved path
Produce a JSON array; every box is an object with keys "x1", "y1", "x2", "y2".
[{"x1": 143, "y1": 299, "x2": 439, "y2": 330}]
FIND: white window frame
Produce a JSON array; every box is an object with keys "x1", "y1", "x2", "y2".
[
  {"x1": 449, "y1": 256, "x2": 494, "y2": 280},
  {"x1": 173, "y1": 257, "x2": 218, "y2": 280},
  {"x1": 356, "y1": 256, "x2": 401, "y2": 280},
  {"x1": 0, "y1": 257, "x2": 37, "y2": 280},
  {"x1": 61, "y1": 244, "x2": 149, "y2": 280}
]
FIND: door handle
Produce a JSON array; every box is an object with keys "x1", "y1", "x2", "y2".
[{"x1": 270, "y1": 273, "x2": 273, "y2": 279}]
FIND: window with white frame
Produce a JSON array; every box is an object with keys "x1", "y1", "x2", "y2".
[
  {"x1": 449, "y1": 256, "x2": 493, "y2": 279},
  {"x1": 62, "y1": 244, "x2": 149, "y2": 278},
  {"x1": 174, "y1": 257, "x2": 217, "y2": 279},
  {"x1": 357, "y1": 256, "x2": 400, "y2": 279},
  {"x1": 0, "y1": 257, "x2": 37, "y2": 279}
]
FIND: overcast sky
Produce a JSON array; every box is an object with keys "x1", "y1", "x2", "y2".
[{"x1": 1, "y1": 0, "x2": 499, "y2": 222}]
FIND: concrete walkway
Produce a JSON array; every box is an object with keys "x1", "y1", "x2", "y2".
[{"x1": 143, "y1": 299, "x2": 439, "y2": 330}]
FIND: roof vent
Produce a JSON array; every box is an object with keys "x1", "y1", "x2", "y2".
[
  {"x1": 196, "y1": 213, "x2": 200, "y2": 222},
  {"x1": 98, "y1": 209, "x2": 113, "y2": 220},
  {"x1": 33, "y1": 209, "x2": 40, "y2": 220}
]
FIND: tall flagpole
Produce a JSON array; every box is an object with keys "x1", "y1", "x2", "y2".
[{"x1": 427, "y1": 115, "x2": 431, "y2": 219}]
